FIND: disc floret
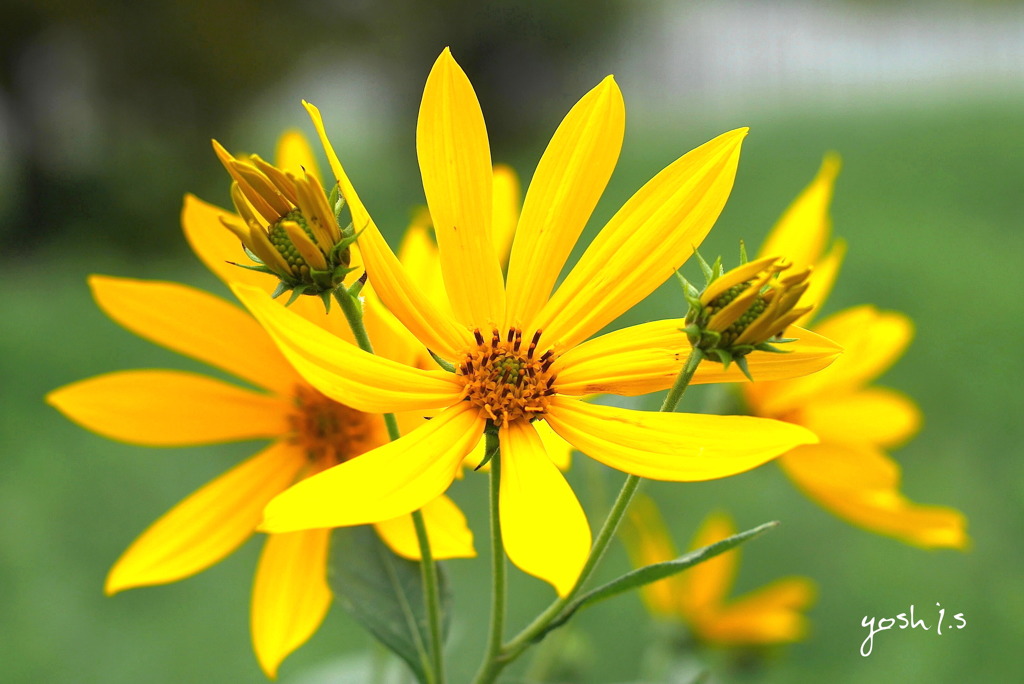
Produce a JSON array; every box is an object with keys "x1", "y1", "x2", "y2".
[
  {"x1": 457, "y1": 328, "x2": 558, "y2": 427},
  {"x1": 289, "y1": 385, "x2": 377, "y2": 467}
]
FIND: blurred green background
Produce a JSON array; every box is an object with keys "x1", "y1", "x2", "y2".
[{"x1": 2, "y1": 1, "x2": 1022, "y2": 682}]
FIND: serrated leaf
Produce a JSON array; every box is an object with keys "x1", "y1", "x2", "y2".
[
  {"x1": 533, "y1": 520, "x2": 778, "y2": 641},
  {"x1": 329, "y1": 526, "x2": 451, "y2": 684}
]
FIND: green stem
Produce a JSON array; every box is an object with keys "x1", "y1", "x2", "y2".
[
  {"x1": 411, "y1": 509, "x2": 444, "y2": 684},
  {"x1": 660, "y1": 348, "x2": 705, "y2": 413},
  {"x1": 333, "y1": 286, "x2": 375, "y2": 353},
  {"x1": 492, "y1": 349, "x2": 706, "y2": 674},
  {"x1": 470, "y1": 428, "x2": 505, "y2": 684},
  {"x1": 333, "y1": 286, "x2": 445, "y2": 684}
]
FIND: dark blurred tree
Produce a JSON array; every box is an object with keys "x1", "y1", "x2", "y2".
[{"x1": 1, "y1": 0, "x2": 625, "y2": 255}]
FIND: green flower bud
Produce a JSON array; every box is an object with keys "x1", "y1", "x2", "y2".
[
  {"x1": 212, "y1": 140, "x2": 358, "y2": 308},
  {"x1": 679, "y1": 252, "x2": 813, "y2": 379}
]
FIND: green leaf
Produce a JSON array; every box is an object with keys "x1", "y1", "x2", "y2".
[
  {"x1": 533, "y1": 520, "x2": 778, "y2": 641},
  {"x1": 329, "y1": 526, "x2": 451, "y2": 684}
]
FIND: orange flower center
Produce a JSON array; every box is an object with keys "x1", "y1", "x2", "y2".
[
  {"x1": 289, "y1": 385, "x2": 378, "y2": 467},
  {"x1": 457, "y1": 328, "x2": 558, "y2": 427}
]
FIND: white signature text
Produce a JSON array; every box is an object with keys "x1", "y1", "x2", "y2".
[{"x1": 860, "y1": 603, "x2": 966, "y2": 656}]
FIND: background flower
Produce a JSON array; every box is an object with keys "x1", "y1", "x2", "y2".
[
  {"x1": 46, "y1": 134, "x2": 475, "y2": 677},
  {"x1": 622, "y1": 495, "x2": 815, "y2": 646},
  {"x1": 744, "y1": 157, "x2": 969, "y2": 549}
]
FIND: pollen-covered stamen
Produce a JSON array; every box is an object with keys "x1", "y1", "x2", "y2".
[
  {"x1": 458, "y1": 327, "x2": 558, "y2": 427},
  {"x1": 289, "y1": 385, "x2": 378, "y2": 467}
]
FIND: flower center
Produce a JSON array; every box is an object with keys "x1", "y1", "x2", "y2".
[
  {"x1": 268, "y1": 209, "x2": 318, "y2": 277},
  {"x1": 289, "y1": 385, "x2": 378, "y2": 467},
  {"x1": 457, "y1": 328, "x2": 558, "y2": 427}
]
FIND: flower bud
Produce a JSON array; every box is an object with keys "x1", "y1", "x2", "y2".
[
  {"x1": 212, "y1": 140, "x2": 357, "y2": 306},
  {"x1": 680, "y1": 252, "x2": 813, "y2": 379}
]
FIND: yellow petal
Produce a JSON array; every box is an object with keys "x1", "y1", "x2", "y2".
[
  {"x1": 362, "y1": 293, "x2": 427, "y2": 368},
  {"x1": 552, "y1": 319, "x2": 689, "y2": 396},
  {"x1": 679, "y1": 512, "x2": 737, "y2": 619},
  {"x1": 234, "y1": 283, "x2": 461, "y2": 413},
  {"x1": 554, "y1": 321, "x2": 841, "y2": 396},
  {"x1": 531, "y1": 128, "x2": 747, "y2": 348},
  {"x1": 106, "y1": 442, "x2": 304, "y2": 594},
  {"x1": 396, "y1": 220, "x2": 457, "y2": 325},
  {"x1": 746, "y1": 306, "x2": 912, "y2": 417},
  {"x1": 692, "y1": 325, "x2": 843, "y2": 384},
  {"x1": 499, "y1": 421, "x2": 591, "y2": 597},
  {"x1": 544, "y1": 397, "x2": 816, "y2": 481},
  {"x1": 780, "y1": 443, "x2": 969, "y2": 549},
  {"x1": 181, "y1": 194, "x2": 271, "y2": 290},
  {"x1": 795, "y1": 239, "x2": 845, "y2": 326},
  {"x1": 417, "y1": 48, "x2": 504, "y2": 329},
  {"x1": 48, "y1": 370, "x2": 291, "y2": 446},
  {"x1": 504, "y1": 76, "x2": 625, "y2": 329},
  {"x1": 260, "y1": 403, "x2": 484, "y2": 533},
  {"x1": 697, "y1": 577, "x2": 815, "y2": 645},
  {"x1": 758, "y1": 153, "x2": 841, "y2": 269},
  {"x1": 797, "y1": 387, "x2": 921, "y2": 448},
  {"x1": 462, "y1": 418, "x2": 574, "y2": 473},
  {"x1": 373, "y1": 495, "x2": 476, "y2": 561},
  {"x1": 304, "y1": 100, "x2": 471, "y2": 358},
  {"x1": 89, "y1": 275, "x2": 299, "y2": 396},
  {"x1": 273, "y1": 129, "x2": 320, "y2": 178},
  {"x1": 491, "y1": 164, "x2": 521, "y2": 266},
  {"x1": 534, "y1": 418, "x2": 574, "y2": 471},
  {"x1": 251, "y1": 528, "x2": 332, "y2": 678},
  {"x1": 812, "y1": 306, "x2": 912, "y2": 391},
  {"x1": 620, "y1": 495, "x2": 683, "y2": 617}
]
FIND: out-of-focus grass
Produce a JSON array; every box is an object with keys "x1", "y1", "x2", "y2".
[{"x1": 2, "y1": 95, "x2": 1020, "y2": 683}]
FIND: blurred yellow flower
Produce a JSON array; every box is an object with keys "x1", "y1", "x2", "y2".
[
  {"x1": 237, "y1": 48, "x2": 838, "y2": 597},
  {"x1": 745, "y1": 155, "x2": 968, "y2": 549},
  {"x1": 47, "y1": 133, "x2": 475, "y2": 678},
  {"x1": 623, "y1": 496, "x2": 815, "y2": 645}
]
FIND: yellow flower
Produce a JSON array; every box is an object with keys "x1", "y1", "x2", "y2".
[
  {"x1": 623, "y1": 496, "x2": 815, "y2": 645},
  {"x1": 235, "y1": 49, "x2": 842, "y2": 597},
  {"x1": 744, "y1": 156, "x2": 968, "y2": 549},
  {"x1": 46, "y1": 133, "x2": 475, "y2": 678}
]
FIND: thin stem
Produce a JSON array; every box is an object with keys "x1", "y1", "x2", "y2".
[
  {"x1": 412, "y1": 509, "x2": 445, "y2": 684},
  {"x1": 333, "y1": 286, "x2": 375, "y2": 353},
  {"x1": 660, "y1": 348, "x2": 704, "y2": 413},
  {"x1": 496, "y1": 349, "x2": 706, "y2": 671},
  {"x1": 470, "y1": 428, "x2": 505, "y2": 684},
  {"x1": 333, "y1": 286, "x2": 445, "y2": 684}
]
